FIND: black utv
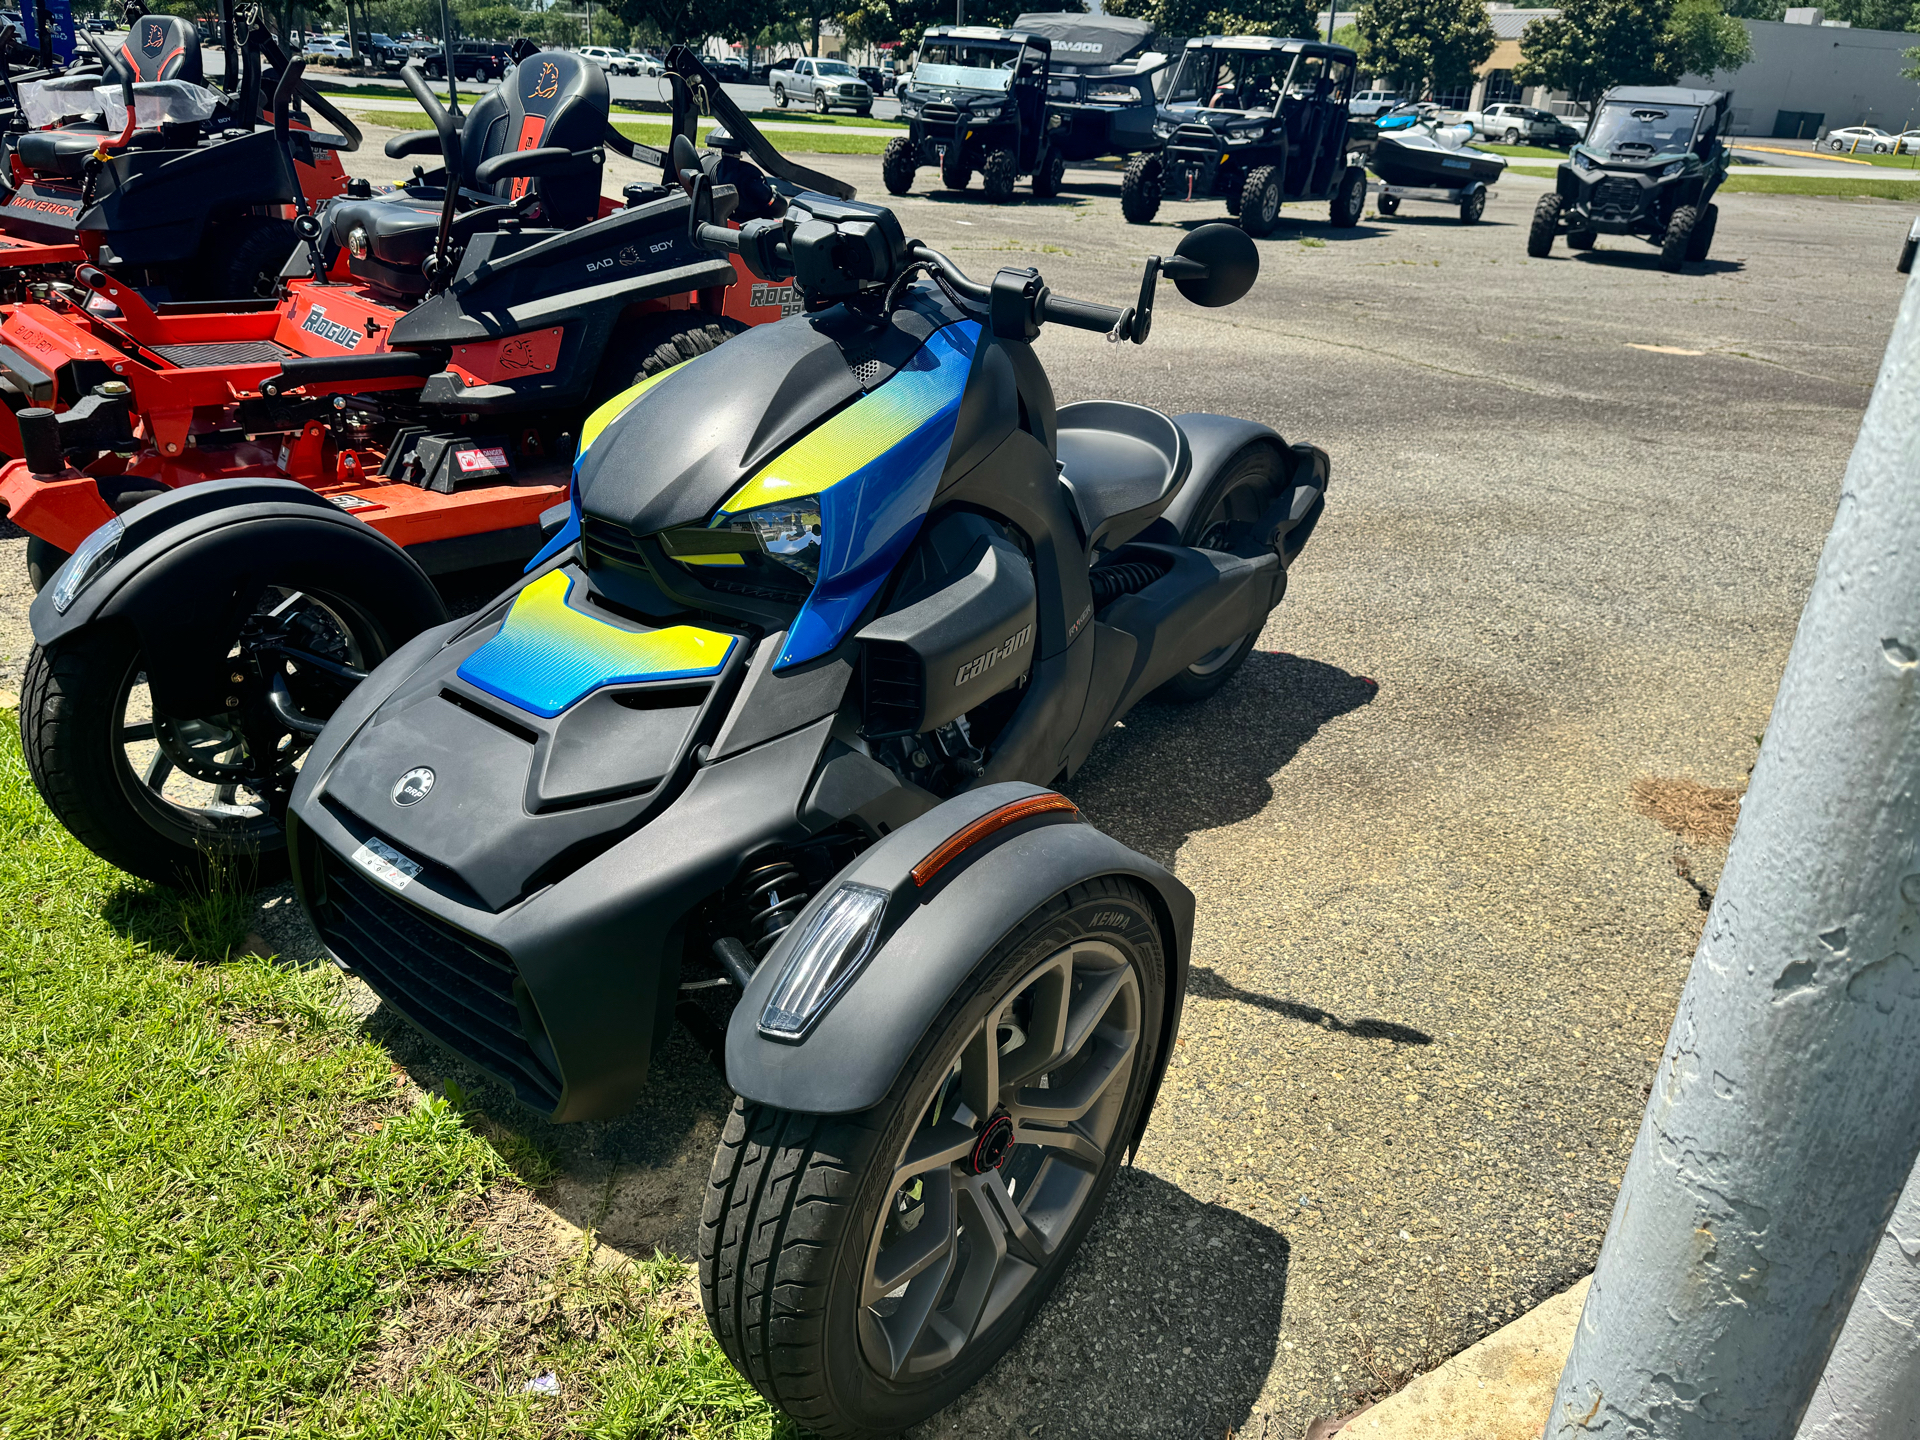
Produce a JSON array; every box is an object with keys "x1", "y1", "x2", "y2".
[
  {"x1": 885, "y1": 23, "x2": 1160, "y2": 201},
  {"x1": 1125, "y1": 35, "x2": 1367, "y2": 236},
  {"x1": 1528, "y1": 86, "x2": 1732, "y2": 272}
]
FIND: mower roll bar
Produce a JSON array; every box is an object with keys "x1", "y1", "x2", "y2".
[
  {"x1": 662, "y1": 44, "x2": 854, "y2": 201},
  {"x1": 272, "y1": 59, "x2": 329, "y2": 277},
  {"x1": 402, "y1": 60, "x2": 463, "y2": 292}
]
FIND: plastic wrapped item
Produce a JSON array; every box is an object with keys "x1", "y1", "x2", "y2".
[
  {"x1": 94, "y1": 80, "x2": 222, "y2": 133},
  {"x1": 18, "y1": 76, "x2": 107, "y2": 130}
]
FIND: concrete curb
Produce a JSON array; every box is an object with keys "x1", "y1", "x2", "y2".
[{"x1": 1330, "y1": 1277, "x2": 1591, "y2": 1440}]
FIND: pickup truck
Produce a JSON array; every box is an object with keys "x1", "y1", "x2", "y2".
[
  {"x1": 1464, "y1": 101, "x2": 1579, "y2": 148},
  {"x1": 768, "y1": 56, "x2": 874, "y2": 115}
]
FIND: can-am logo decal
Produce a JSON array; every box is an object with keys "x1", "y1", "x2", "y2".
[
  {"x1": 751, "y1": 282, "x2": 802, "y2": 317},
  {"x1": 955, "y1": 623, "x2": 1033, "y2": 687},
  {"x1": 300, "y1": 304, "x2": 362, "y2": 350}
]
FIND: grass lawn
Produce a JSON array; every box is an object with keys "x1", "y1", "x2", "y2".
[
  {"x1": 1480, "y1": 143, "x2": 1572, "y2": 161},
  {"x1": 361, "y1": 110, "x2": 892, "y2": 155},
  {"x1": 1503, "y1": 164, "x2": 1919, "y2": 199},
  {"x1": 0, "y1": 711, "x2": 778, "y2": 1438}
]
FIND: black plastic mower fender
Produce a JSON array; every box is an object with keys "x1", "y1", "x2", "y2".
[
  {"x1": 28, "y1": 478, "x2": 448, "y2": 718},
  {"x1": 726, "y1": 781, "x2": 1196, "y2": 1160}
]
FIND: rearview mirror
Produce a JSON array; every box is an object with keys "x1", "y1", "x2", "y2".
[{"x1": 1170, "y1": 224, "x2": 1258, "y2": 307}]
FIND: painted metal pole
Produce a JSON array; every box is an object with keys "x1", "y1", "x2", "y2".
[
  {"x1": 1547, "y1": 277, "x2": 1921, "y2": 1438},
  {"x1": 1796, "y1": 1159, "x2": 1920, "y2": 1440}
]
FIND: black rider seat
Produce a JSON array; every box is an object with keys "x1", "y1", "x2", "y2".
[
  {"x1": 114, "y1": 15, "x2": 205, "y2": 85},
  {"x1": 327, "y1": 50, "x2": 608, "y2": 295},
  {"x1": 1055, "y1": 401, "x2": 1192, "y2": 551}
]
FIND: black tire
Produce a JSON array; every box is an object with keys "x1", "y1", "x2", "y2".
[
  {"x1": 25, "y1": 535, "x2": 69, "y2": 593},
  {"x1": 1329, "y1": 166, "x2": 1366, "y2": 227},
  {"x1": 981, "y1": 148, "x2": 1018, "y2": 202},
  {"x1": 1828, "y1": 138, "x2": 1843, "y2": 151},
  {"x1": 701, "y1": 876, "x2": 1166, "y2": 1437},
  {"x1": 1240, "y1": 163, "x2": 1282, "y2": 237},
  {"x1": 203, "y1": 216, "x2": 300, "y2": 301},
  {"x1": 1119, "y1": 151, "x2": 1162, "y2": 223},
  {"x1": 591, "y1": 313, "x2": 746, "y2": 405},
  {"x1": 773, "y1": 85, "x2": 787, "y2": 108},
  {"x1": 1503, "y1": 127, "x2": 1520, "y2": 145},
  {"x1": 1156, "y1": 441, "x2": 1287, "y2": 702},
  {"x1": 1660, "y1": 204, "x2": 1698, "y2": 272},
  {"x1": 1567, "y1": 227, "x2": 1596, "y2": 250},
  {"x1": 1686, "y1": 201, "x2": 1718, "y2": 263},
  {"x1": 1899, "y1": 232, "x2": 1918, "y2": 276},
  {"x1": 815, "y1": 90, "x2": 830, "y2": 115},
  {"x1": 1527, "y1": 192, "x2": 1561, "y2": 257},
  {"x1": 882, "y1": 136, "x2": 917, "y2": 196},
  {"x1": 1031, "y1": 147, "x2": 1065, "y2": 198},
  {"x1": 940, "y1": 153, "x2": 972, "y2": 191},
  {"x1": 1377, "y1": 193, "x2": 1399, "y2": 216},
  {"x1": 856, "y1": 107, "x2": 872, "y2": 119},
  {"x1": 1459, "y1": 187, "x2": 1486, "y2": 224},
  {"x1": 20, "y1": 589, "x2": 389, "y2": 889}
]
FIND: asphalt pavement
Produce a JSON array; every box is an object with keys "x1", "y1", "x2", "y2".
[{"x1": 0, "y1": 132, "x2": 1909, "y2": 1436}]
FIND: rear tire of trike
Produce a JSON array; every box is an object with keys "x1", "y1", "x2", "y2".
[{"x1": 700, "y1": 877, "x2": 1165, "y2": 1438}]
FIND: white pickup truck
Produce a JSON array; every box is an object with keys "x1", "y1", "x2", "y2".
[
  {"x1": 1463, "y1": 102, "x2": 1579, "y2": 148},
  {"x1": 767, "y1": 56, "x2": 874, "y2": 116}
]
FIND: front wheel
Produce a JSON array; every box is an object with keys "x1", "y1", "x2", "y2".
[
  {"x1": 816, "y1": 90, "x2": 830, "y2": 114},
  {"x1": 701, "y1": 878, "x2": 1165, "y2": 1436},
  {"x1": 882, "y1": 136, "x2": 917, "y2": 196},
  {"x1": 1660, "y1": 204, "x2": 1698, "y2": 272},
  {"x1": 981, "y1": 147, "x2": 1017, "y2": 202},
  {"x1": 1527, "y1": 192, "x2": 1561, "y2": 257},
  {"x1": 1119, "y1": 151, "x2": 1162, "y2": 223},
  {"x1": 1685, "y1": 201, "x2": 1718, "y2": 262},
  {"x1": 1329, "y1": 166, "x2": 1367, "y2": 228},
  {"x1": 1240, "y1": 163, "x2": 1282, "y2": 237}
]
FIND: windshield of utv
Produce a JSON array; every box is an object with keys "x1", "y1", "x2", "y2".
[
  {"x1": 1165, "y1": 47, "x2": 1288, "y2": 112},
  {"x1": 915, "y1": 40, "x2": 1019, "y2": 91},
  {"x1": 1587, "y1": 102, "x2": 1701, "y2": 158}
]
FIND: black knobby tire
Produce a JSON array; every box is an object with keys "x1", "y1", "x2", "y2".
[
  {"x1": 1329, "y1": 166, "x2": 1366, "y2": 228},
  {"x1": 940, "y1": 153, "x2": 972, "y2": 191},
  {"x1": 1567, "y1": 227, "x2": 1596, "y2": 250},
  {"x1": 1240, "y1": 163, "x2": 1282, "y2": 237},
  {"x1": 1459, "y1": 187, "x2": 1486, "y2": 224},
  {"x1": 700, "y1": 877, "x2": 1166, "y2": 1437},
  {"x1": 1527, "y1": 192, "x2": 1561, "y2": 257},
  {"x1": 205, "y1": 216, "x2": 301, "y2": 301},
  {"x1": 881, "y1": 136, "x2": 917, "y2": 196},
  {"x1": 981, "y1": 148, "x2": 1018, "y2": 203},
  {"x1": 592, "y1": 313, "x2": 747, "y2": 406},
  {"x1": 1156, "y1": 440, "x2": 1287, "y2": 702},
  {"x1": 1377, "y1": 193, "x2": 1399, "y2": 216},
  {"x1": 1686, "y1": 201, "x2": 1718, "y2": 263},
  {"x1": 1032, "y1": 147, "x2": 1065, "y2": 198},
  {"x1": 25, "y1": 535, "x2": 70, "y2": 593},
  {"x1": 1119, "y1": 151, "x2": 1162, "y2": 224},
  {"x1": 1660, "y1": 205, "x2": 1698, "y2": 272}
]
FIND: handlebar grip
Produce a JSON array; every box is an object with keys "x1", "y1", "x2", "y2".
[
  {"x1": 1040, "y1": 292, "x2": 1128, "y2": 336},
  {"x1": 694, "y1": 222, "x2": 742, "y2": 253}
]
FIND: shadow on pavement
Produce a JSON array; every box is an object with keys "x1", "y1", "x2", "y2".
[
  {"x1": 1572, "y1": 250, "x2": 1745, "y2": 276},
  {"x1": 921, "y1": 1167, "x2": 1292, "y2": 1438},
  {"x1": 1187, "y1": 965, "x2": 1433, "y2": 1046},
  {"x1": 1066, "y1": 650, "x2": 1378, "y2": 868}
]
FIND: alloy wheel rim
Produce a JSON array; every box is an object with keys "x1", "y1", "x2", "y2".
[{"x1": 857, "y1": 940, "x2": 1141, "y2": 1381}]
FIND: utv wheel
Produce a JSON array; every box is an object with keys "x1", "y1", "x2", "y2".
[
  {"x1": 1329, "y1": 167, "x2": 1366, "y2": 228},
  {"x1": 1377, "y1": 193, "x2": 1399, "y2": 216},
  {"x1": 1685, "y1": 201, "x2": 1718, "y2": 263},
  {"x1": 1119, "y1": 151, "x2": 1162, "y2": 223},
  {"x1": 1240, "y1": 164, "x2": 1282, "y2": 237},
  {"x1": 1458, "y1": 187, "x2": 1486, "y2": 224},
  {"x1": 1527, "y1": 193, "x2": 1561, "y2": 257},
  {"x1": 592, "y1": 312, "x2": 747, "y2": 402},
  {"x1": 205, "y1": 216, "x2": 300, "y2": 300},
  {"x1": 940, "y1": 154, "x2": 973, "y2": 191},
  {"x1": 1660, "y1": 205, "x2": 1698, "y2": 272},
  {"x1": 1156, "y1": 440, "x2": 1287, "y2": 703},
  {"x1": 701, "y1": 878, "x2": 1165, "y2": 1437},
  {"x1": 20, "y1": 589, "x2": 389, "y2": 889},
  {"x1": 981, "y1": 148, "x2": 1018, "y2": 202},
  {"x1": 25, "y1": 535, "x2": 70, "y2": 593},
  {"x1": 1566, "y1": 228, "x2": 1596, "y2": 250},
  {"x1": 882, "y1": 136, "x2": 917, "y2": 196},
  {"x1": 1032, "y1": 147, "x2": 1066, "y2": 198}
]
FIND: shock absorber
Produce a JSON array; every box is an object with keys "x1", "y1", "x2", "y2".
[{"x1": 743, "y1": 858, "x2": 811, "y2": 959}]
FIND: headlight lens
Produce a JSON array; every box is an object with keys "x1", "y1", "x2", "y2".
[
  {"x1": 759, "y1": 883, "x2": 889, "y2": 1039},
  {"x1": 1225, "y1": 130, "x2": 1256, "y2": 145},
  {"x1": 1153, "y1": 120, "x2": 1175, "y2": 138},
  {"x1": 1661, "y1": 160, "x2": 1684, "y2": 177},
  {"x1": 1574, "y1": 151, "x2": 1593, "y2": 171},
  {"x1": 51, "y1": 515, "x2": 124, "y2": 615},
  {"x1": 714, "y1": 497, "x2": 822, "y2": 582}
]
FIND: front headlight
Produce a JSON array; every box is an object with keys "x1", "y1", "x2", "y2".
[
  {"x1": 51, "y1": 515, "x2": 124, "y2": 615},
  {"x1": 714, "y1": 497, "x2": 822, "y2": 582},
  {"x1": 1153, "y1": 120, "x2": 1175, "y2": 138},
  {"x1": 1661, "y1": 160, "x2": 1685, "y2": 177},
  {"x1": 1224, "y1": 130, "x2": 1256, "y2": 145},
  {"x1": 759, "y1": 882, "x2": 889, "y2": 1039},
  {"x1": 1574, "y1": 151, "x2": 1593, "y2": 171}
]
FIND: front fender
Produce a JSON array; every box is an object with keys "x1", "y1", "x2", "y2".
[
  {"x1": 726, "y1": 782, "x2": 1196, "y2": 1157},
  {"x1": 30, "y1": 478, "x2": 447, "y2": 717}
]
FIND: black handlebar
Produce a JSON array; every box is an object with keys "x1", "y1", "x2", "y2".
[
  {"x1": 402, "y1": 61, "x2": 462, "y2": 292},
  {"x1": 1038, "y1": 292, "x2": 1129, "y2": 336}
]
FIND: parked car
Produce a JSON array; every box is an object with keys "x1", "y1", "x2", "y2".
[
  {"x1": 578, "y1": 44, "x2": 638, "y2": 75},
  {"x1": 303, "y1": 37, "x2": 353, "y2": 64},
  {"x1": 858, "y1": 64, "x2": 894, "y2": 95},
  {"x1": 1895, "y1": 129, "x2": 1921, "y2": 155},
  {"x1": 355, "y1": 33, "x2": 411, "y2": 68},
  {"x1": 84, "y1": 16, "x2": 111, "y2": 32},
  {"x1": 1466, "y1": 102, "x2": 1565, "y2": 146},
  {"x1": 768, "y1": 55, "x2": 873, "y2": 115},
  {"x1": 1826, "y1": 125, "x2": 1894, "y2": 154},
  {"x1": 419, "y1": 40, "x2": 510, "y2": 81},
  {"x1": 1349, "y1": 89, "x2": 1405, "y2": 118},
  {"x1": 708, "y1": 56, "x2": 751, "y2": 84},
  {"x1": 631, "y1": 51, "x2": 664, "y2": 77}
]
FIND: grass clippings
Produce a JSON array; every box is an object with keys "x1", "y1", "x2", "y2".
[
  {"x1": 1630, "y1": 775, "x2": 1744, "y2": 844},
  {"x1": 0, "y1": 708, "x2": 777, "y2": 1438}
]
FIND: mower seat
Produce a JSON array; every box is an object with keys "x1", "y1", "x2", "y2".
[
  {"x1": 113, "y1": 15, "x2": 204, "y2": 85},
  {"x1": 17, "y1": 130, "x2": 103, "y2": 177},
  {"x1": 329, "y1": 50, "x2": 608, "y2": 292}
]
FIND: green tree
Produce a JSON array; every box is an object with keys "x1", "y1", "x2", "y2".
[
  {"x1": 610, "y1": 0, "x2": 783, "y2": 46},
  {"x1": 1354, "y1": 0, "x2": 1495, "y2": 95},
  {"x1": 1515, "y1": 0, "x2": 1666, "y2": 109},
  {"x1": 1106, "y1": 0, "x2": 1320, "y2": 38},
  {"x1": 1659, "y1": 0, "x2": 1754, "y2": 77}
]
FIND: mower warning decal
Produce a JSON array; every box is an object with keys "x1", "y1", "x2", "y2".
[{"x1": 351, "y1": 838, "x2": 422, "y2": 891}]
